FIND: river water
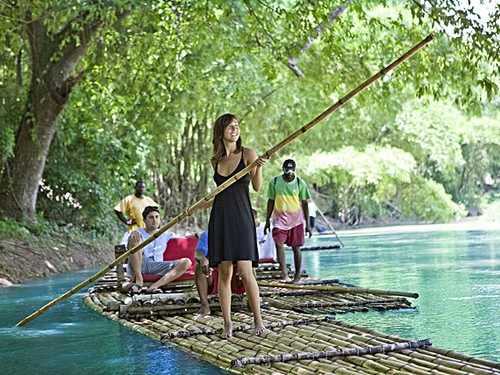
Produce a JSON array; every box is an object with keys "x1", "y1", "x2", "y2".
[{"x1": 1, "y1": 222, "x2": 499, "y2": 374}]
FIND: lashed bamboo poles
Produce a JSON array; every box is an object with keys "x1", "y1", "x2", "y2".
[
  {"x1": 231, "y1": 338, "x2": 433, "y2": 368},
  {"x1": 161, "y1": 315, "x2": 333, "y2": 340},
  {"x1": 16, "y1": 34, "x2": 433, "y2": 327},
  {"x1": 83, "y1": 291, "x2": 500, "y2": 374},
  {"x1": 258, "y1": 280, "x2": 419, "y2": 298},
  {"x1": 293, "y1": 297, "x2": 409, "y2": 308}
]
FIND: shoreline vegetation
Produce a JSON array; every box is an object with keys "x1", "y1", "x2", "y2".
[{"x1": 1, "y1": 215, "x2": 498, "y2": 287}]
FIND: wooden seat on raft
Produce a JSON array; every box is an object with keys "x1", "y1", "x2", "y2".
[
  {"x1": 114, "y1": 236, "x2": 278, "y2": 286},
  {"x1": 142, "y1": 236, "x2": 198, "y2": 283}
]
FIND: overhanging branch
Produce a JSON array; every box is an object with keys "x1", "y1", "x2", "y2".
[{"x1": 288, "y1": 2, "x2": 352, "y2": 77}]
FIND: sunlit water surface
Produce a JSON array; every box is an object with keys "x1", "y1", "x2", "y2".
[
  {"x1": 1, "y1": 223, "x2": 499, "y2": 375},
  {"x1": 302, "y1": 224, "x2": 500, "y2": 362}
]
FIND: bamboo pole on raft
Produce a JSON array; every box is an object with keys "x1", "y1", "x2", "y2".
[
  {"x1": 314, "y1": 203, "x2": 345, "y2": 247},
  {"x1": 231, "y1": 338, "x2": 432, "y2": 367},
  {"x1": 257, "y1": 280, "x2": 419, "y2": 299},
  {"x1": 15, "y1": 34, "x2": 433, "y2": 327}
]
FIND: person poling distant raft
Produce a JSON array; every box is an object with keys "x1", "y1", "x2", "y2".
[
  {"x1": 314, "y1": 201, "x2": 345, "y2": 247},
  {"x1": 15, "y1": 34, "x2": 434, "y2": 327}
]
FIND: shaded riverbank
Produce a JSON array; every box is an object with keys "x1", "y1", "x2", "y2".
[{"x1": 0, "y1": 229, "x2": 114, "y2": 286}]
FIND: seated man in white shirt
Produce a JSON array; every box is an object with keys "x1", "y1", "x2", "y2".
[{"x1": 127, "y1": 206, "x2": 191, "y2": 295}]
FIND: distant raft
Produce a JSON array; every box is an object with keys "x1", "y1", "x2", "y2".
[{"x1": 286, "y1": 243, "x2": 341, "y2": 251}]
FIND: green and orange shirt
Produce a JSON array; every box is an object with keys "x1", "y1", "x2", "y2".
[{"x1": 267, "y1": 175, "x2": 311, "y2": 230}]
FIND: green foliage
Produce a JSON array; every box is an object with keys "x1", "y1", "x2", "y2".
[
  {"x1": 1, "y1": 0, "x2": 500, "y2": 231},
  {"x1": 0, "y1": 211, "x2": 114, "y2": 242},
  {"x1": 482, "y1": 201, "x2": 500, "y2": 222},
  {"x1": 302, "y1": 145, "x2": 465, "y2": 223},
  {"x1": 0, "y1": 214, "x2": 61, "y2": 239},
  {"x1": 399, "y1": 177, "x2": 466, "y2": 223},
  {"x1": 0, "y1": 218, "x2": 32, "y2": 239},
  {"x1": 392, "y1": 100, "x2": 465, "y2": 177}
]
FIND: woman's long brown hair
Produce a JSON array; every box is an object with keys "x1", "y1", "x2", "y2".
[{"x1": 211, "y1": 113, "x2": 243, "y2": 164}]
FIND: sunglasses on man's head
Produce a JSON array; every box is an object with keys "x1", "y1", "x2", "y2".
[{"x1": 143, "y1": 206, "x2": 159, "y2": 217}]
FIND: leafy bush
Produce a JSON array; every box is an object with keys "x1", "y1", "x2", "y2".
[{"x1": 482, "y1": 201, "x2": 500, "y2": 222}]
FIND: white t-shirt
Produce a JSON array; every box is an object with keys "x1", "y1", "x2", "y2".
[{"x1": 256, "y1": 222, "x2": 276, "y2": 260}]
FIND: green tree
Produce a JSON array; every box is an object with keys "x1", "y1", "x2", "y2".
[
  {"x1": 1, "y1": 0, "x2": 499, "y2": 229},
  {"x1": 0, "y1": 1, "x2": 131, "y2": 222}
]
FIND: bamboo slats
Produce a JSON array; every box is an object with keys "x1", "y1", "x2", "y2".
[
  {"x1": 258, "y1": 280, "x2": 419, "y2": 299},
  {"x1": 80, "y1": 229, "x2": 500, "y2": 375},
  {"x1": 82, "y1": 276, "x2": 500, "y2": 375}
]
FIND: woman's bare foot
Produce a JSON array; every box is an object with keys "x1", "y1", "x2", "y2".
[
  {"x1": 194, "y1": 306, "x2": 211, "y2": 316},
  {"x1": 220, "y1": 323, "x2": 233, "y2": 339},
  {"x1": 279, "y1": 277, "x2": 293, "y2": 283},
  {"x1": 254, "y1": 324, "x2": 266, "y2": 336}
]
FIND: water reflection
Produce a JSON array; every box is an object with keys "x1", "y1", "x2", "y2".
[{"x1": 0, "y1": 272, "x2": 224, "y2": 375}]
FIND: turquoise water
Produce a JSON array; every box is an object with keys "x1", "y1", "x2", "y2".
[
  {"x1": 1, "y1": 224, "x2": 499, "y2": 374},
  {"x1": 0, "y1": 270, "x2": 224, "y2": 375},
  {"x1": 299, "y1": 225, "x2": 500, "y2": 362}
]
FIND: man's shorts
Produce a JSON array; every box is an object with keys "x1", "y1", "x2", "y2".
[
  {"x1": 126, "y1": 256, "x2": 177, "y2": 278},
  {"x1": 208, "y1": 265, "x2": 245, "y2": 295},
  {"x1": 272, "y1": 223, "x2": 305, "y2": 248}
]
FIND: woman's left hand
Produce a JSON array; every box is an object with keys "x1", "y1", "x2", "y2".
[{"x1": 256, "y1": 156, "x2": 268, "y2": 166}]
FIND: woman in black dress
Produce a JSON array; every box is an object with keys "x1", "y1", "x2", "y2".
[{"x1": 208, "y1": 113, "x2": 267, "y2": 338}]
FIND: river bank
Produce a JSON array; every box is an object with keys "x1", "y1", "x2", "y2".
[{"x1": 0, "y1": 233, "x2": 114, "y2": 286}]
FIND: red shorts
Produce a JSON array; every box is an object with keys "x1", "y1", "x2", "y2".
[
  {"x1": 208, "y1": 265, "x2": 245, "y2": 295},
  {"x1": 272, "y1": 224, "x2": 305, "y2": 248}
]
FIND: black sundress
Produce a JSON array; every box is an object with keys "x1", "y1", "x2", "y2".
[{"x1": 208, "y1": 149, "x2": 259, "y2": 268}]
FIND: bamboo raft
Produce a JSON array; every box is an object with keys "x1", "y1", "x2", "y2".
[
  {"x1": 84, "y1": 263, "x2": 500, "y2": 374},
  {"x1": 286, "y1": 244, "x2": 342, "y2": 251}
]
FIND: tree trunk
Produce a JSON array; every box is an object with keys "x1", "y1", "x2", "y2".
[{"x1": 0, "y1": 8, "x2": 128, "y2": 222}]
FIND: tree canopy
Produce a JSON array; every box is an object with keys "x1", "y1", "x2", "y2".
[{"x1": 0, "y1": 0, "x2": 499, "y2": 234}]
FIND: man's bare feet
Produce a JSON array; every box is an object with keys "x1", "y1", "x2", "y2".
[
  {"x1": 291, "y1": 277, "x2": 301, "y2": 284},
  {"x1": 124, "y1": 282, "x2": 142, "y2": 295},
  {"x1": 194, "y1": 306, "x2": 211, "y2": 316},
  {"x1": 220, "y1": 323, "x2": 233, "y2": 339}
]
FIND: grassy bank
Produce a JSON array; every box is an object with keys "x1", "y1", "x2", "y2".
[{"x1": 0, "y1": 218, "x2": 114, "y2": 285}]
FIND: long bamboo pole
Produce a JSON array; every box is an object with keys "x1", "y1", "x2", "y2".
[
  {"x1": 258, "y1": 280, "x2": 419, "y2": 298},
  {"x1": 15, "y1": 34, "x2": 433, "y2": 327},
  {"x1": 231, "y1": 338, "x2": 432, "y2": 367},
  {"x1": 315, "y1": 203, "x2": 345, "y2": 247}
]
